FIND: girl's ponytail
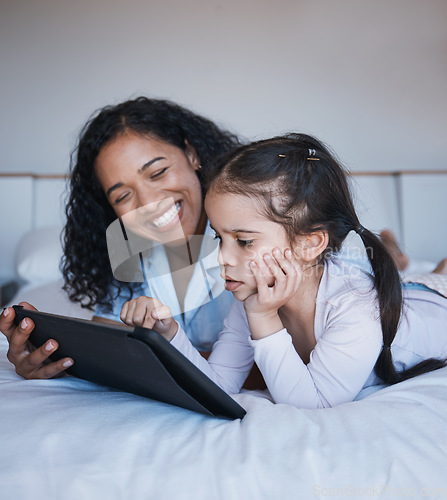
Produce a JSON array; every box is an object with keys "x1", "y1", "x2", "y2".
[{"x1": 356, "y1": 225, "x2": 446, "y2": 384}]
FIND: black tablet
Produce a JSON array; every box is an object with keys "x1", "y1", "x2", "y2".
[{"x1": 12, "y1": 305, "x2": 246, "y2": 420}]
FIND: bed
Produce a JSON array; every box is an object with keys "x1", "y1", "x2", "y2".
[
  {"x1": 1, "y1": 328, "x2": 447, "y2": 499},
  {"x1": 1, "y1": 229, "x2": 447, "y2": 499}
]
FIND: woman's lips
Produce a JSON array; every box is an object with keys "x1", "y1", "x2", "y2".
[{"x1": 152, "y1": 201, "x2": 182, "y2": 228}]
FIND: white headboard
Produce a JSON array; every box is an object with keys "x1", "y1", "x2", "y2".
[{"x1": 0, "y1": 174, "x2": 67, "y2": 280}]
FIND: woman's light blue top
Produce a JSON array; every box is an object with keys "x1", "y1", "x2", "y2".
[{"x1": 96, "y1": 222, "x2": 234, "y2": 351}]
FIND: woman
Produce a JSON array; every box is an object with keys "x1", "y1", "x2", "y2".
[{"x1": 1, "y1": 97, "x2": 241, "y2": 379}]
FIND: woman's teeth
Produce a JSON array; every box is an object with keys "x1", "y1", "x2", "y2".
[{"x1": 153, "y1": 202, "x2": 181, "y2": 228}]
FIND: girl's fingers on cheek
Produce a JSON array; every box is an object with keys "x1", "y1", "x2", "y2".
[
  {"x1": 272, "y1": 248, "x2": 288, "y2": 267},
  {"x1": 250, "y1": 261, "x2": 268, "y2": 299},
  {"x1": 249, "y1": 260, "x2": 258, "y2": 276},
  {"x1": 282, "y1": 248, "x2": 300, "y2": 274},
  {"x1": 270, "y1": 247, "x2": 290, "y2": 269},
  {"x1": 285, "y1": 248, "x2": 299, "y2": 268},
  {"x1": 257, "y1": 256, "x2": 273, "y2": 278},
  {"x1": 250, "y1": 261, "x2": 263, "y2": 284},
  {"x1": 267, "y1": 251, "x2": 290, "y2": 282},
  {"x1": 278, "y1": 248, "x2": 291, "y2": 263},
  {"x1": 277, "y1": 255, "x2": 294, "y2": 276},
  {"x1": 261, "y1": 265, "x2": 274, "y2": 285},
  {"x1": 263, "y1": 253, "x2": 278, "y2": 273}
]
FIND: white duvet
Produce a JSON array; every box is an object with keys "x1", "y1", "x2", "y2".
[{"x1": 1, "y1": 329, "x2": 447, "y2": 500}]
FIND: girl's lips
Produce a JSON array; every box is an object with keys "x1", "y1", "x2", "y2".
[{"x1": 224, "y1": 279, "x2": 243, "y2": 292}]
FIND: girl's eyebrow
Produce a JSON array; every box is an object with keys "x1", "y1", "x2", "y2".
[
  {"x1": 106, "y1": 157, "x2": 166, "y2": 197},
  {"x1": 230, "y1": 229, "x2": 260, "y2": 234},
  {"x1": 209, "y1": 224, "x2": 259, "y2": 234}
]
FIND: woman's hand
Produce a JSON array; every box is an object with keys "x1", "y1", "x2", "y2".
[
  {"x1": 244, "y1": 248, "x2": 303, "y2": 339},
  {"x1": 0, "y1": 302, "x2": 73, "y2": 379},
  {"x1": 120, "y1": 296, "x2": 178, "y2": 341}
]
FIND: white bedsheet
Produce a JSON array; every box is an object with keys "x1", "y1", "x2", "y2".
[{"x1": 1, "y1": 325, "x2": 447, "y2": 500}]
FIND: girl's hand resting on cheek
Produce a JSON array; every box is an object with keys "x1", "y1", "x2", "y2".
[
  {"x1": 244, "y1": 248, "x2": 303, "y2": 339},
  {"x1": 120, "y1": 296, "x2": 178, "y2": 342}
]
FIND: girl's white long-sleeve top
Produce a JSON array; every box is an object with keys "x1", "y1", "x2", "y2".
[{"x1": 171, "y1": 258, "x2": 447, "y2": 409}]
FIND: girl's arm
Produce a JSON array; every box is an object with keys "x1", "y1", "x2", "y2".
[
  {"x1": 171, "y1": 301, "x2": 254, "y2": 395},
  {"x1": 121, "y1": 297, "x2": 254, "y2": 395},
  {"x1": 250, "y1": 296, "x2": 383, "y2": 409},
  {"x1": 172, "y1": 291, "x2": 382, "y2": 407},
  {"x1": 243, "y1": 251, "x2": 384, "y2": 409}
]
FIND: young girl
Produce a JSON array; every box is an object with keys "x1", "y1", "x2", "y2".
[{"x1": 120, "y1": 133, "x2": 447, "y2": 409}]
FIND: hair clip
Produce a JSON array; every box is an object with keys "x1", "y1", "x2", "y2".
[
  {"x1": 307, "y1": 149, "x2": 320, "y2": 161},
  {"x1": 278, "y1": 154, "x2": 286, "y2": 158}
]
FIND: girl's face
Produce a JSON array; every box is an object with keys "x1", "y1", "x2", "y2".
[
  {"x1": 94, "y1": 132, "x2": 206, "y2": 244},
  {"x1": 205, "y1": 191, "x2": 296, "y2": 302}
]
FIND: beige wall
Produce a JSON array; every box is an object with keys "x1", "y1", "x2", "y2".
[{"x1": 1, "y1": 0, "x2": 446, "y2": 175}]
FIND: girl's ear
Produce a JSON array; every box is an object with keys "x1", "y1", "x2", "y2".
[
  {"x1": 300, "y1": 231, "x2": 329, "y2": 262},
  {"x1": 184, "y1": 139, "x2": 201, "y2": 171}
]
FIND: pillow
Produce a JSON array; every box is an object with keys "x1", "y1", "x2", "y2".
[{"x1": 15, "y1": 226, "x2": 63, "y2": 284}]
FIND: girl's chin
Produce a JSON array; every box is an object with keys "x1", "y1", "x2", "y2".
[{"x1": 232, "y1": 288, "x2": 257, "y2": 302}]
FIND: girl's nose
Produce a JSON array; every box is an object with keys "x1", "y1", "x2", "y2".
[
  {"x1": 217, "y1": 247, "x2": 225, "y2": 266},
  {"x1": 217, "y1": 240, "x2": 235, "y2": 267}
]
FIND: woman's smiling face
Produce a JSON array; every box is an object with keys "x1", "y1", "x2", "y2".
[
  {"x1": 205, "y1": 190, "x2": 293, "y2": 301},
  {"x1": 94, "y1": 132, "x2": 206, "y2": 244}
]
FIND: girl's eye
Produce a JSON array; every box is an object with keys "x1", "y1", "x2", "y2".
[
  {"x1": 237, "y1": 239, "x2": 254, "y2": 248},
  {"x1": 150, "y1": 167, "x2": 168, "y2": 179},
  {"x1": 212, "y1": 233, "x2": 253, "y2": 248}
]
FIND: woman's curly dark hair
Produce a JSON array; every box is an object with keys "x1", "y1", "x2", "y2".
[{"x1": 61, "y1": 97, "x2": 242, "y2": 311}]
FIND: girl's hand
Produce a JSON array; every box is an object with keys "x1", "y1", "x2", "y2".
[
  {"x1": 244, "y1": 248, "x2": 303, "y2": 339},
  {"x1": 120, "y1": 296, "x2": 178, "y2": 341},
  {"x1": 0, "y1": 302, "x2": 73, "y2": 379}
]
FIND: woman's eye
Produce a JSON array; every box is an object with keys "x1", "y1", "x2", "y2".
[
  {"x1": 237, "y1": 239, "x2": 254, "y2": 247},
  {"x1": 150, "y1": 167, "x2": 168, "y2": 179},
  {"x1": 115, "y1": 193, "x2": 129, "y2": 204}
]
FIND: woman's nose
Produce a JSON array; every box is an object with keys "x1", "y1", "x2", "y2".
[{"x1": 137, "y1": 191, "x2": 172, "y2": 213}]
